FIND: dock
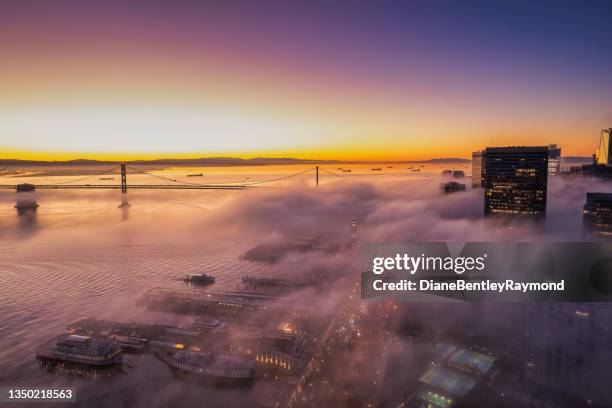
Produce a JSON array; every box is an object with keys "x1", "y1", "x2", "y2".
[{"x1": 139, "y1": 288, "x2": 318, "y2": 317}]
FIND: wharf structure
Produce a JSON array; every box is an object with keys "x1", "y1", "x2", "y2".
[{"x1": 140, "y1": 288, "x2": 317, "y2": 318}]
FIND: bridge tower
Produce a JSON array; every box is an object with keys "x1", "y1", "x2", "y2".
[
  {"x1": 120, "y1": 163, "x2": 127, "y2": 193},
  {"x1": 119, "y1": 163, "x2": 131, "y2": 208}
]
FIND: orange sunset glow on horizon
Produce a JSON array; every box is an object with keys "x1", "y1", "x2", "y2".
[{"x1": 1, "y1": 2, "x2": 611, "y2": 162}]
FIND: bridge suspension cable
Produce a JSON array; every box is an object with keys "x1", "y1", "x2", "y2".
[
  {"x1": 125, "y1": 166, "x2": 209, "y2": 186},
  {"x1": 53, "y1": 167, "x2": 118, "y2": 185},
  {"x1": 318, "y1": 167, "x2": 351, "y2": 180},
  {"x1": 126, "y1": 165, "x2": 317, "y2": 187},
  {"x1": 241, "y1": 167, "x2": 316, "y2": 185}
]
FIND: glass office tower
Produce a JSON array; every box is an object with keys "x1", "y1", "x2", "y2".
[{"x1": 483, "y1": 146, "x2": 548, "y2": 218}]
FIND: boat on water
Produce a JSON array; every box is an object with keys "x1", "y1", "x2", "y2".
[
  {"x1": 186, "y1": 173, "x2": 204, "y2": 177},
  {"x1": 371, "y1": 168, "x2": 382, "y2": 171},
  {"x1": 183, "y1": 274, "x2": 215, "y2": 285},
  {"x1": 162, "y1": 350, "x2": 254, "y2": 383},
  {"x1": 36, "y1": 335, "x2": 122, "y2": 366},
  {"x1": 412, "y1": 169, "x2": 421, "y2": 172},
  {"x1": 99, "y1": 177, "x2": 114, "y2": 180},
  {"x1": 342, "y1": 169, "x2": 351, "y2": 173}
]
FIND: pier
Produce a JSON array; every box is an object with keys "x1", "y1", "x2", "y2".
[{"x1": 140, "y1": 288, "x2": 317, "y2": 317}]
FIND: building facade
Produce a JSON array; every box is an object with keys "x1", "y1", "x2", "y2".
[
  {"x1": 526, "y1": 303, "x2": 612, "y2": 406},
  {"x1": 483, "y1": 146, "x2": 548, "y2": 218},
  {"x1": 471, "y1": 150, "x2": 485, "y2": 187},
  {"x1": 583, "y1": 192, "x2": 612, "y2": 239},
  {"x1": 548, "y1": 144, "x2": 561, "y2": 176}
]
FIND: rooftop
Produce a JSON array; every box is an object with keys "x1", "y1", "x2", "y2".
[
  {"x1": 431, "y1": 342, "x2": 458, "y2": 361},
  {"x1": 419, "y1": 367, "x2": 476, "y2": 397},
  {"x1": 417, "y1": 390, "x2": 454, "y2": 408},
  {"x1": 447, "y1": 349, "x2": 495, "y2": 375},
  {"x1": 62, "y1": 334, "x2": 91, "y2": 343}
]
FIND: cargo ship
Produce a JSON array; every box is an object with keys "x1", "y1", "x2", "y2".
[
  {"x1": 183, "y1": 274, "x2": 215, "y2": 286},
  {"x1": 161, "y1": 350, "x2": 254, "y2": 384},
  {"x1": 36, "y1": 335, "x2": 122, "y2": 366},
  {"x1": 186, "y1": 173, "x2": 204, "y2": 177}
]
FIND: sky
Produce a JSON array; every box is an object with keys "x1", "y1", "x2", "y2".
[{"x1": 1, "y1": 0, "x2": 612, "y2": 161}]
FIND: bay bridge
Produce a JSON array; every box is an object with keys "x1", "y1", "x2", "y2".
[{"x1": 0, "y1": 163, "x2": 357, "y2": 194}]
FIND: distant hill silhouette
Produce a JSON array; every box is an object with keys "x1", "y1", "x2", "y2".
[{"x1": 0, "y1": 157, "x2": 471, "y2": 166}]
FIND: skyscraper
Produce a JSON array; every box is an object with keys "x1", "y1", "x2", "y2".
[
  {"x1": 471, "y1": 150, "x2": 485, "y2": 187},
  {"x1": 583, "y1": 192, "x2": 612, "y2": 239},
  {"x1": 548, "y1": 144, "x2": 561, "y2": 176},
  {"x1": 595, "y1": 128, "x2": 611, "y2": 166},
  {"x1": 483, "y1": 146, "x2": 548, "y2": 218}
]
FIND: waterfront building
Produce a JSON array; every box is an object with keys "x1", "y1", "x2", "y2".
[
  {"x1": 256, "y1": 326, "x2": 305, "y2": 372},
  {"x1": 483, "y1": 146, "x2": 548, "y2": 218}
]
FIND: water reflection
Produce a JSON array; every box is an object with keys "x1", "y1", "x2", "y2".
[{"x1": 16, "y1": 204, "x2": 39, "y2": 237}]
